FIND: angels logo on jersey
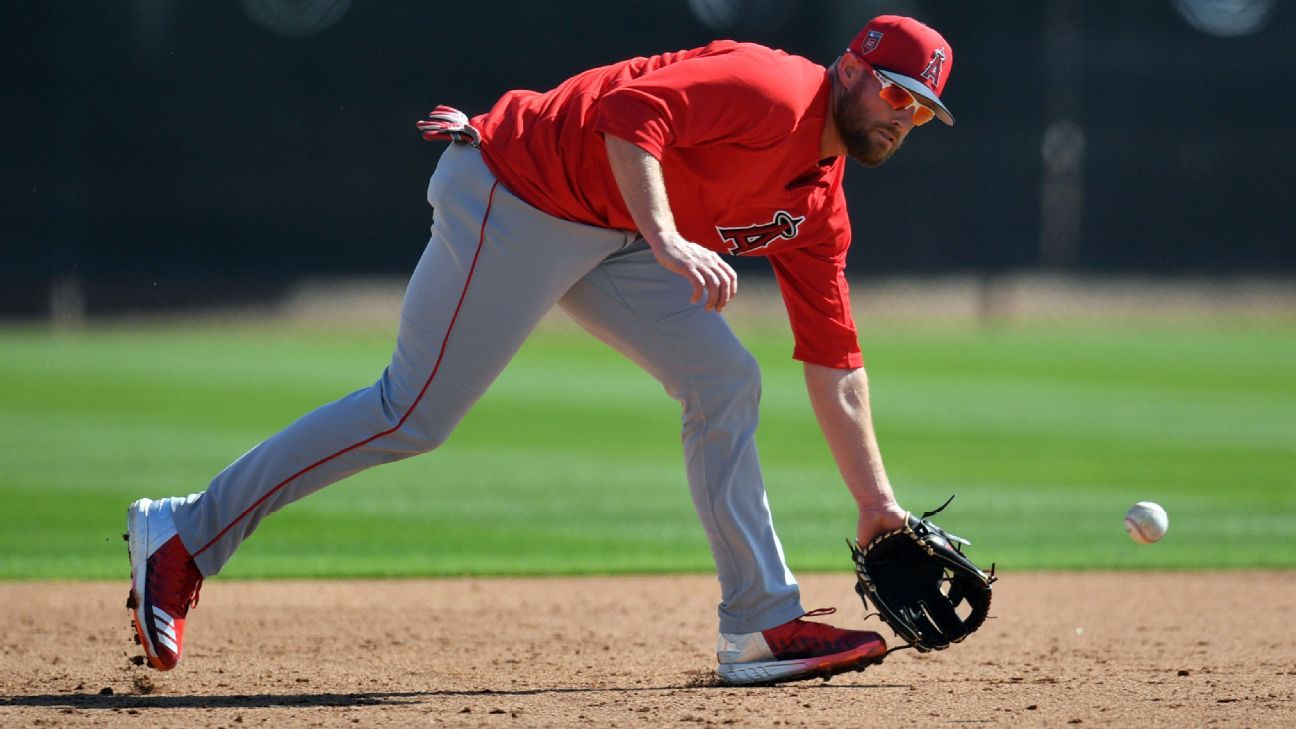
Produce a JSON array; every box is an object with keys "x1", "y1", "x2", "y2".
[{"x1": 716, "y1": 211, "x2": 805, "y2": 255}]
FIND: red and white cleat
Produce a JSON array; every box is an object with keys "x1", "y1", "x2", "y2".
[
  {"x1": 125, "y1": 498, "x2": 203, "y2": 671},
  {"x1": 715, "y1": 608, "x2": 886, "y2": 685}
]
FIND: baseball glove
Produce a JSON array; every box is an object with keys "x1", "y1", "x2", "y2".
[
  {"x1": 848, "y1": 496, "x2": 996, "y2": 653},
  {"x1": 416, "y1": 105, "x2": 481, "y2": 148}
]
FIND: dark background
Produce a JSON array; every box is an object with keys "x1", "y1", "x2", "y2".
[{"x1": 3, "y1": 0, "x2": 1293, "y2": 316}]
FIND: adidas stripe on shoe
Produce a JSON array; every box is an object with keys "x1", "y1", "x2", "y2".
[{"x1": 126, "y1": 497, "x2": 203, "y2": 671}]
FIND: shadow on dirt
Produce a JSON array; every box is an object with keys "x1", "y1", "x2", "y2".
[
  {"x1": 1, "y1": 692, "x2": 430, "y2": 710},
  {"x1": 0, "y1": 681, "x2": 904, "y2": 710}
]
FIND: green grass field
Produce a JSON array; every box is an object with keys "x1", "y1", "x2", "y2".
[{"x1": 1, "y1": 315, "x2": 1293, "y2": 579}]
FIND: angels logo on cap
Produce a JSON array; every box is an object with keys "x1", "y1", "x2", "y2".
[
  {"x1": 847, "y1": 15, "x2": 956, "y2": 126},
  {"x1": 920, "y1": 48, "x2": 947, "y2": 86}
]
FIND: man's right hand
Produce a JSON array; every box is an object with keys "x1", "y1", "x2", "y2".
[
  {"x1": 646, "y1": 232, "x2": 738, "y2": 312},
  {"x1": 603, "y1": 134, "x2": 738, "y2": 313}
]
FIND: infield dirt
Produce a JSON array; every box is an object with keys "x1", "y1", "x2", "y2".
[{"x1": 2, "y1": 572, "x2": 1293, "y2": 728}]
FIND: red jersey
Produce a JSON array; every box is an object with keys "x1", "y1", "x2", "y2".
[{"x1": 473, "y1": 41, "x2": 861, "y2": 368}]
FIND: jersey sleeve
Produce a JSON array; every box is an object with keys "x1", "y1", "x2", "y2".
[
  {"x1": 592, "y1": 46, "x2": 802, "y2": 159},
  {"x1": 767, "y1": 244, "x2": 864, "y2": 369}
]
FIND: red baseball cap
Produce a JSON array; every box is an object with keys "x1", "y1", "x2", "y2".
[{"x1": 848, "y1": 15, "x2": 955, "y2": 126}]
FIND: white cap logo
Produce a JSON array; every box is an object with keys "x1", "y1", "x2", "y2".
[{"x1": 920, "y1": 48, "x2": 946, "y2": 86}]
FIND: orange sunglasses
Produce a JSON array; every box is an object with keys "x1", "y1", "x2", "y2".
[{"x1": 871, "y1": 68, "x2": 935, "y2": 127}]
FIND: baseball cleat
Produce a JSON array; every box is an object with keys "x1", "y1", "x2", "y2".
[
  {"x1": 126, "y1": 498, "x2": 203, "y2": 671},
  {"x1": 715, "y1": 608, "x2": 886, "y2": 686}
]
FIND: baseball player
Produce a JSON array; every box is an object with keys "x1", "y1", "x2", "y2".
[{"x1": 126, "y1": 15, "x2": 956, "y2": 686}]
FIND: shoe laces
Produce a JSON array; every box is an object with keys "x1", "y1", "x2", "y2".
[
  {"x1": 765, "y1": 607, "x2": 862, "y2": 656},
  {"x1": 164, "y1": 571, "x2": 202, "y2": 613},
  {"x1": 153, "y1": 544, "x2": 204, "y2": 614},
  {"x1": 789, "y1": 608, "x2": 843, "y2": 641},
  {"x1": 174, "y1": 558, "x2": 203, "y2": 611},
  {"x1": 186, "y1": 576, "x2": 203, "y2": 610}
]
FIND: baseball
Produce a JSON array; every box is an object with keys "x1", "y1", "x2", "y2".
[{"x1": 1124, "y1": 501, "x2": 1169, "y2": 544}]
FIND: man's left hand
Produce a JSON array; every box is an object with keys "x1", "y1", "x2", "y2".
[{"x1": 856, "y1": 502, "x2": 908, "y2": 547}]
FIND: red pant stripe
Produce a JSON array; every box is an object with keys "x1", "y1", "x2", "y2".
[{"x1": 192, "y1": 180, "x2": 502, "y2": 559}]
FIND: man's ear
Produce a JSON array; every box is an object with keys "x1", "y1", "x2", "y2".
[{"x1": 837, "y1": 51, "x2": 866, "y2": 87}]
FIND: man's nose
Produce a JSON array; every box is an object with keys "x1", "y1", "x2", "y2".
[{"x1": 890, "y1": 110, "x2": 912, "y2": 135}]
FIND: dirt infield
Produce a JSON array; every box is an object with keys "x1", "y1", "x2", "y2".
[{"x1": 2, "y1": 572, "x2": 1293, "y2": 727}]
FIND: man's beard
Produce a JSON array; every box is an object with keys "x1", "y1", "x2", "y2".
[
  {"x1": 835, "y1": 92, "x2": 902, "y2": 167},
  {"x1": 841, "y1": 125, "x2": 899, "y2": 167}
]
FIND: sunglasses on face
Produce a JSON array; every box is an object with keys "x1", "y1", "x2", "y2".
[{"x1": 871, "y1": 68, "x2": 935, "y2": 127}]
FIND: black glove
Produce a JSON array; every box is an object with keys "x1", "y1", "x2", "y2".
[{"x1": 849, "y1": 497, "x2": 995, "y2": 652}]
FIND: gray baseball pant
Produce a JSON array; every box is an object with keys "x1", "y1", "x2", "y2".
[{"x1": 170, "y1": 143, "x2": 805, "y2": 634}]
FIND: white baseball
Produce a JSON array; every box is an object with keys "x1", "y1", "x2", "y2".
[{"x1": 1124, "y1": 501, "x2": 1169, "y2": 544}]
